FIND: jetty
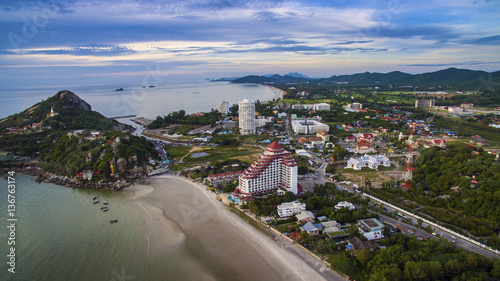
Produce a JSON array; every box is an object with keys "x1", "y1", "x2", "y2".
[
  {"x1": 131, "y1": 117, "x2": 154, "y2": 126},
  {"x1": 109, "y1": 115, "x2": 137, "y2": 119}
]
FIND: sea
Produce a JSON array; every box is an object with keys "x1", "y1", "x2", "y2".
[
  {"x1": 0, "y1": 81, "x2": 279, "y2": 120},
  {"x1": 0, "y1": 82, "x2": 284, "y2": 280}
]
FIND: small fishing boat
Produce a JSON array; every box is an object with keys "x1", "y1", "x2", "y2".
[
  {"x1": 110, "y1": 219, "x2": 118, "y2": 223},
  {"x1": 92, "y1": 200, "x2": 99, "y2": 204}
]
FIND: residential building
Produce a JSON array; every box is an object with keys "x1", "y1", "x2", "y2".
[
  {"x1": 470, "y1": 135, "x2": 490, "y2": 147},
  {"x1": 300, "y1": 221, "x2": 323, "y2": 236},
  {"x1": 291, "y1": 120, "x2": 329, "y2": 134},
  {"x1": 346, "y1": 237, "x2": 377, "y2": 251},
  {"x1": 206, "y1": 171, "x2": 243, "y2": 187},
  {"x1": 356, "y1": 139, "x2": 371, "y2": 153},
  {"x1": 461, "y1": 103, "x2": 474, "y2": 108},
  {"x1": 219, "y1": 101, "x2": 229, "y2": 115},
  {"x1": 432, "y1": 139, "x2": 447, "y2": 148},
  {"x1": 236, "y1": 141, "x2": 299, "y2": 195},
  {"x1": 238, "y1": 99, "x2": 256, "y2": 135},
  {"x1": 335, "y1": 201, "x2": 355, "y2": 210},
  {"x1": 346, "y1": 154, "x2": 391, "y2": 170},
  {"x1": 448, "y1": 107, "x2": 465, "y2": 114},
  {"x1": 291, "y1": 103, "x2": 330, "y2": 111},
  {"x1": 357, "y1": 218, "x2": 385, "y2": 240},
  {"x1": 277, "y1": 201, "x2": 306, "y2": 217},
  {"x1": 347, "y1": 102, "x2": 363, "y2": 109},
  {"x1": 316, "y1": 130, "x2": 330, "y2": 142},
  {"x1": 415, "y1": 99, "x2": 435, "y2": 108},
  {"x1": 296, "y1": 211, "x2": 315, "y2": 223}
]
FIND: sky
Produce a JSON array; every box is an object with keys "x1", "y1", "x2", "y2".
[{"x1": 1, "y1": 0, "x2": 499, "y2": 87}]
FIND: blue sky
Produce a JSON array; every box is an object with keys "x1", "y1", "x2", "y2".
[{"x1": 1, "y1": 0, "x2": 499, "y2": 87}]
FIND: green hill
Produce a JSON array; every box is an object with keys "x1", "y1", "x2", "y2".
[
  {"x1": 0, "y1": 90, "x2": 122, "y2": 131},
  {"x1": 231, "y1": 68, "x2": 500, "y2": 88}
]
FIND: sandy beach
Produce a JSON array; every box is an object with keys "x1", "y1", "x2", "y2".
[{"x1": 126, "y1": 175, "x2": 344, "y2": 281}]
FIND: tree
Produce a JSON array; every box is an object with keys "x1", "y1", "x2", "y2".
[
  {"x1": 356, "y1": 248, "x2": 374, "y2": 267},
  {"x1": 404, "y1": 261, "x2": 427, "y2": 281}
]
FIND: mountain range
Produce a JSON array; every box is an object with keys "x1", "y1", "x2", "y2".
[{"x1": 230, "y1": 68, "x2": 500, "y2": 88}]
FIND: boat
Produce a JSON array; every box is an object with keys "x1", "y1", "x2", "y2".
[
  {"x1": 103, "y1": 202, "x2": 109, "y2": 205},
  {"x1": 110, "y1": 219, "x2": 118, "y2": 223},
  {"x1": 100, "y1": 206, "x2": 107, "y2": 210},
  {"x1": 103, "y1": 209, "x2": 109, "y2": 212},
  {"x1": 92, "y1": 196, "x2": 97, "y2": 200},
  {"x1": 92, "y1": 200, "x2": 99, "y2": 204}
]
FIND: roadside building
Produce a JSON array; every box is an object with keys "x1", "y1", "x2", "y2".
[
  {"x1": 345, "y1": 154, "x2": 391, "y2": 170},
  {"x1": 357, "y1": 218, "x2": 385, "y2": 240},
  {"x1": 219, "y1": 101, "x2": 229, "y2": 115}
]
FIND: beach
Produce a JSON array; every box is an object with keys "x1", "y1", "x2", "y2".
[{"x1": 127, "y1": 175, "x2": 341, "y2": 281}]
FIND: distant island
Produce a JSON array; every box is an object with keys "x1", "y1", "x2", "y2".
[{"x1": 114, "y1": 88, "x2": 124, "y2": 91}]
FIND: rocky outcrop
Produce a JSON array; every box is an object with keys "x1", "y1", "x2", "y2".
[{"x1": 58, "y1": 90, "x2": 92, "y2": 111}]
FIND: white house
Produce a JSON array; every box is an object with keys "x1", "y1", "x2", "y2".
[
  {"x1": 357, "y1": 218, "x2": 385, "y2": 240},
  {"x1": 345, "y1": 154, "x2": 391, "y2": 170},
  {"x1": 277, "y1": 201, "x2": 306, "y2": 217},
  {"x1": 335, "y1": 201, "x2": 355, "y2": 210}
]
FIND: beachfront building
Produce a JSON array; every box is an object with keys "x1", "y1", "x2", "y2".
[
  {"x1": 219, "y1": 101, "x2": 229, "y2": 115},
  {"x1": 206, "y1": 171, "x2": 243, "y2": 187},
  {"x1": 291, "y1": 120, "x2": 329, "y2": 134},
  {"x1": 236, "y1": 141, "x2": 299, "y2": 195},
  {"x1": 415, "y1": 99, "x2": 435, "y2": 108},
  {"x1": 357, "y1": 218, "x2": 385, "y2": 240},
  {"x1": 345, "y1": 154, "x2": 391, "y2": 170},
  {"x1": 238, "y1": 99, "x2": 256, "y2": 135},
  {"x1": 277, "y1": 201, "x2": 306, "y2": 217}
]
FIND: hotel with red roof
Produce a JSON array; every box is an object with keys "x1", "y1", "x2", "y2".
[{"x1": 236, "y1": 141, "x2": 299, "y2": 195}]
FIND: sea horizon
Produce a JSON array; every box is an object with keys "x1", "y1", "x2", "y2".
[{"x1": 0, "y1": 80, "x2": 279, "y2": 120}]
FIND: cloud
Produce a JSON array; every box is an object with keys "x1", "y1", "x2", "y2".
[
  {"x1": 461, "y1": 35, "x2": 500, "y2": 45},
  {"x1": 399, "y1": 61, "x2": 499, "y2": 67}
]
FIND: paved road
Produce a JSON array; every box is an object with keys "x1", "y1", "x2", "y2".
[{"x1": 366, "y1": 194, "x2": 500, "y2": 259}]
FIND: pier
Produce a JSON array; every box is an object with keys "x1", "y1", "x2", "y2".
[{"x1": 109, "y1": 115, "x2": 137, "y2": 119}]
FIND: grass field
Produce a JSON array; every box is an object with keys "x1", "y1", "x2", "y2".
[{"x1": 176, "y1": 146, "x2": 263, "y2": 163}]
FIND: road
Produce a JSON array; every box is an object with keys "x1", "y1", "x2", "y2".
[{"x1": 365, "y1": 193, "x2": 500, "y2": 259}]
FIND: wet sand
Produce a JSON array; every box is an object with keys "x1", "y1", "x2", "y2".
[{"x1": 127, "y1": 175, "x2": 330, "y2": 281}]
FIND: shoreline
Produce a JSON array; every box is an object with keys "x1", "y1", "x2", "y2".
[{"x1": 132, "y1": 174, "x2": 346, "y2": 281}]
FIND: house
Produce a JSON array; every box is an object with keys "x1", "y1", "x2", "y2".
[
  {"x1": 335, "y1": 201, "x2": 355, "y2": 210},
  {"x1": 357, "y1": 218, "x2": 385, "y2": 240},
  {"x1": 296, "y1": 211, "x2": 315, "y2": 223},
  {"x1": 277, "y1": 201, "x2": 306, "y2": 217},
  {"x1": 346, "y1": 155, "x2": 391, "y2": 170},
  {"x1": 346, "y1": 237, "x2": 377, "y2": 251},
  {"x1": 356, "y1": 139, "x2": 371, "y2": 153},
  {"x1": 316, "y1": 130, "x2": 330, "y2": 142},
  {"x1": 432, "y1": 139, "x2": 447, "y2": 148},
  {"x1": 345, "y1": 136, "x2": 357, "y2": 143},
  {"x1": 461, "y1": 103, "x2": 474, "y2": 108},
  {"x1": 300, "y1": 221, "x2": 323, "y2": 236},
  {"x1": 320, "y1": 220, "x2": 347, "y2": 238},
  {"x1": 470, "y1": 135, "x2": 490, "y2": 147},
  {"x1": 207, "y1": 171, "x2": 243, "y2": 187},
  {"x1": 359, "y1": 133, "x2": 375, "y2": 141}
]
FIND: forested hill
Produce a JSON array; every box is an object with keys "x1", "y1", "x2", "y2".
[
  {"x1": 231, "y1": 68, "x2": 500, "y2": 87},
  {"x1": 0, "y1": 90, "x2": 123, "y2": 131}
]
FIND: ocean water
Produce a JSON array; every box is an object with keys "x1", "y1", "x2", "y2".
[
  {"x1": 0, "y1": 174, "x2": 295, "y2": 281},
  {"x1": 0, "y1": 81, "x2": 278, "y2": 119}
]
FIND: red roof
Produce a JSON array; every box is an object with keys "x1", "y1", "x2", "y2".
[{"x1": 267, "y1": 141, "x2": 283, "y2": 150}]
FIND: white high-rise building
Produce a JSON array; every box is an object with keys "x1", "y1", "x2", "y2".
[
  {"x1": 219, "y1": 101, "x2": 229, "y2": 115},
  {"x1": 238, "y1": 99, "x2": 256, "y2": 135},
  {"x1": 236, "y1": 141, "x2": 299, "y2": 195}
]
